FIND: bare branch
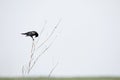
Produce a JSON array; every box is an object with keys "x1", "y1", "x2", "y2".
[
  {"x1": 48, "y1": 61, "x2": 59, "y2": 80},
  {"x1": 31, "y1": 40, "x2": 35, "y2": 58},
  {"x1": 36, "y1": 20, "x2": 47, "y2": 45},
  {"x1": 22, "y1": 19, "x2": 61, "y2": 76},
  {"x1": 28, "y1": 40, "x2": 36, "y2": 74},
  {"x1": 29, "y1": 36, "x2": 58, "y2": 72},
  {"x1": 22, "y1": 66, "x2": 24, "y2": 76},
  {"x1": 36, "y1": 19, "x2": 61, "y2": 50}
]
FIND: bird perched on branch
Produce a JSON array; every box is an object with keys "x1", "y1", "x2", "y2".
[{"x1": 21, "y1": 31, "x2": 39, "y2": 40}]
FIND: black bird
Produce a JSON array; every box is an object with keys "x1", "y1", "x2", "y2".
[{"x1": 21, "y1": 31, "x2": 39, "y2": 40}]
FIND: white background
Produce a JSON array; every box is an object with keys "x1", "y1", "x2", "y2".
[{"x1": 0, "y1": 0, "x2": 120, "y2": 77}]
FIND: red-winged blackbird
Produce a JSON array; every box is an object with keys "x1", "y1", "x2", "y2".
[{"x1": 21, "y1": 31, "x2": 39, "y2": 40}]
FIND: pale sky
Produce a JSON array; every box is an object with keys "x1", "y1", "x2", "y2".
[{"x1": 0, "y1": 0, "x2": 120, "y2": 77}]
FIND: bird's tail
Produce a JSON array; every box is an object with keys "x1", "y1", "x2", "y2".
[{"x1": 21, "y1": 33, "x2": 27, "y2": 35}]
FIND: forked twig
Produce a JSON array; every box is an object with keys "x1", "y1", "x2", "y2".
[
  {"x1": 29, "y1": 36, "x2": 58, "y2": 72},
  {"x1": 22, "y1": 19, "x2": 61, "y2": 76},
  {"x1": 36, "y1": 19, "x2": 61, "y2": 50}
]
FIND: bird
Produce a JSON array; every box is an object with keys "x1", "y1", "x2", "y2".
[{"x1": 21, "y1": 31, "x2": 39, "y2": 40}]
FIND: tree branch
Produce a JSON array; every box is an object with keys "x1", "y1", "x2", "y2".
[{"x1": 36, "y1": 19, "x2": 61, "y2": 50}]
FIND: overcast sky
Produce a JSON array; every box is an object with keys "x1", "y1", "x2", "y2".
[{"x1": 0, "y1": 0, "x2": 120, "y2": 77}]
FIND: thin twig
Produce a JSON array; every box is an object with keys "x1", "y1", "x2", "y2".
[
  {"x1": 29, "y1": 36, "x2": 58, "y2": 72},
  {"x1": 36, "y1": 19, "x2": 61, "y2": 50},
  {"x1": 36, "y1": 20, "x2": 47, "y2": 45},
  {"x1": 22, "y1": 66, "x2": 24, "y2": 76},
  {"x1": 28, "y1": 40, "x2": 36, "y2": 74},
  {"x1": 31, "y1": 40, "x2": 35, "y2": 58},
  {"x1": 48, "y1": 61, "x2": 59, "y2": 80}
]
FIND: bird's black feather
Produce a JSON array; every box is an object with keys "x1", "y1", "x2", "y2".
[{"x1": 21, "y1": 31, "x2": 39, "y2": 40}]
